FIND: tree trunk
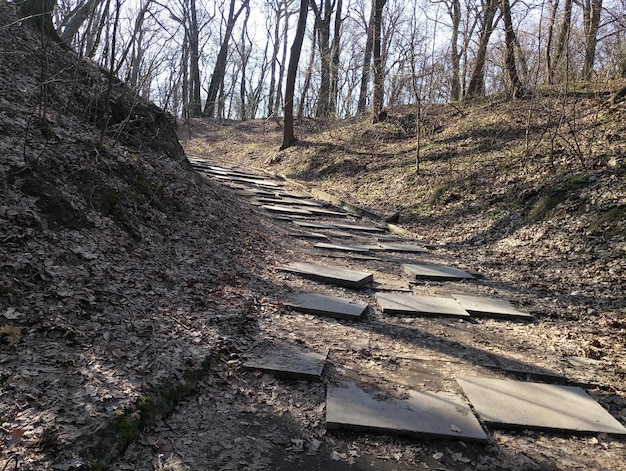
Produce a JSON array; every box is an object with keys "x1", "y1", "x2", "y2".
[
  {"x1": 329, "y1": 0, "x2": 343, "y2": 115},
  {"x1": 548, "y1": 0, "x2": 573, "y2": 84},
  {"x1": 357, "y1": 5, "x2": 374, "y2": 113},
  {"x1": 188, "y1": 0, "x2": 203, "y2": 117},
  {"x1": 274, "y1": 2, "x2": 291, "y2": 114},
  {"x1": 84, "y1": 0, "x2": 110, "y2": 58},
  {"x1": 281, "y1": 0, "x2": 309, "y2": 150},
  {"x1": 59, "y1": 0, "x2": 102, "y2": 45},
  {"x1": 582, "y1": 0, "x2": 602, "y2": 80},
  {"x1": 449, "y1": 0, "x2": 461, "y2": 101},
  {"x1": 239, "y1": 4, "x2": 251, "y2": 120},
  {"x1": 204, "y1": 0, "x2": 249, "y2": 118},
  {"x1": 310, "y1": 0, "x2": 333, "y2": 118},
  {"x1": 466, "y1": 0, "x2": 499, "y2": 98},
  {"x1": 545, "y1": 0, "x2": 558, "y2": 83},
  {"x1": 267, "y1": 4, "x2": 281, "y2": 116},
  {"x1": 298, "y1": 22, "x2": 318, "y2": 120},
  {"x1": 372, "y1": 0, "x2": 387, "y2": 122},
  {"x1": 501, "y1": 0, "x2": 524, "y2": 97},
  {"x1": 20, "y1": 0, "x2": 70, "y2": 49}
]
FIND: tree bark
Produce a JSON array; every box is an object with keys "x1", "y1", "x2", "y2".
[
  {"x1": 20, "y1": 0, "x2": 70, "y2": 49},
  {"x1": 357, "y1": 5, "x2": 374, "y2": 113},
  {"x1": 582, "y1": 0, "x2": 602, "y2": 80},
  {"x1": 59, "y1": 0, "x2": 102, "y2": 45},
  {"x1": 329, "y1": 0, "x2": 343, "y2": 115},
  {"x1": 281, "y1": 0, "x2": 308, "y2": 150},
  {"x1": 501, "y1": 0, "x2": 524, "y2": 97},
  {"x1": 188, "y1": 0, "x2": 203, "y2": 117},
  {"x1": 267, "y1": 2, "x2": 281, "y2": 116},
  {"x1": 371, "y1": 0, "x2": 387, "y2": 122},
  {"x1": 466, "y1": 0, "x2": 499, "y2": 98},
  {"x1": 298, "y1": 22, "x2": 318, "y2": 120},
  {"x1": 310, "y1": 0, "x2": 334, "y2": 118},
  {"x1": 274, "y1": 1, "x2": 291, "y2": 114},
  {"x1": 449, "y1": 0, "x2": 461, "y2": 101}
]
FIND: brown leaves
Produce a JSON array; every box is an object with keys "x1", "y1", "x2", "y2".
[{"x1": 0, "y1": 325, "x2": 21, "y2": 345}]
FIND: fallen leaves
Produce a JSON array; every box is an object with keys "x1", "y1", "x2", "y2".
[{"x1": 0, "y1": 325, "x2": 21, "y2": 345}]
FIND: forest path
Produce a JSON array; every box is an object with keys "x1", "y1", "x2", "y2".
[{"x1": 111, "y1": 159, "x2": 626, "y2": 471}]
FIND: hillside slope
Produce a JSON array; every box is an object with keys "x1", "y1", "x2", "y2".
[
  {"x1": 185, "y1": 94, "x2": 626, "y2": 332},
  {"x1": 0, "y1": 3, "x2": 282, "y2": 468},
  {"x1": 1, "y1": 0, "x2": 625, "y2": 468}
]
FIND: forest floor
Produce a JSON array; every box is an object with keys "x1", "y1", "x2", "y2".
[
  {"x1": 116, "y1": 103, "x2": 626, "y2": 471},
  {"x1": 1, "y1": 1, "x2": 626, "y2": 467}
]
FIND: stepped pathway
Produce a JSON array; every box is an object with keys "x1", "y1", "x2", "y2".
[{"x1": 111, "y1": 160, "x2": 626, "y2": 471}]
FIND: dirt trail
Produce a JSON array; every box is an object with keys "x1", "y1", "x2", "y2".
[{"x1": 111, "y1": 158, "x2": 626, "y2": 471}]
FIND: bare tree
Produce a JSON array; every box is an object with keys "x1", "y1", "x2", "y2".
[
  {"x1": 546, "y1": 0, "x2": 572, "y2": 83},
  {"x1": 372, "y1": 0, "x2": 388, "y2": 121},
  {"x1": 357, "y1": 2, "x2": 375, "y2": 113},
  {"x1": 329, "y1": 0, "x2": 343, "y2": 114},
  {"x1": 20, "y1": 0, "x2": 70, "y2": 48},
  {"x1": 582, "y1": 0, "x2": 603, "y2": 79},
  {"x1": 58, "y1": 0, "x2": 103, "y2": 46},
  {"x1": 466, "y1": 0, "x2": 499, "y2": 98},
  {"x1": 281, "y1": 0, "x2": 309, "y2": 150},
  {"x1": 501, "y1": 0, "x2": 524, "y2": 96},
  {"x1": 204, "y1": 0, "x2": 250, "y2": 118},
  {"x1": 310, "y1": 0, "x2": 343, "y2": 117},
  {"x1": 449, "y1": 0, "x2": 462, "y2": 100}
]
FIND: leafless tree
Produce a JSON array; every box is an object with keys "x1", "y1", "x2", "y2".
[
  {"x1": 204, "y1": 0, "x2": 250, "y2": 118},
  {"x1": 281, "y1": 0, "x2": 309, "y2": 149}
]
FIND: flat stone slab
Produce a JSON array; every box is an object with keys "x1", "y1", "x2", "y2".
[
  {"x1": 378, "y1": 242, "x2": 429, "y2": 253},
  {"x1": 212, "y1": 174, "x2": 280, "y2": 188},
  {"x1": 456, "y1": 376, "x2": 626, "y2": 435},
  {"x1": 289, "y1": 231, "x2": 329, "y2": 240},
  {"x1": 244, "y1": 348, "x2": 329, "y2": 381},
  {"x1": 331, "y1": 223, "x2": 386, "y2": 233},
  {"x1": 293, "y1": 220, "x2": 338, "y2": 230},
  {"x1": 285, "y1": 293, "x2": 368, "y2": 320},
  {"x1": 278, "y1": 262, "x2": 374, "y2": 288},
  {"x1": 302, "y1": 207, "x2": 347, "y2": 217},
  {"x1": 314, "y1": 242, "x2": 371, "y2": 254},
  {"x1": 375, "y1": 293, "x2": 470, "y2": 317},
  {"x1": 402, "y1": 263, "x2": 475, "y2": 281},
  {"x1": 326, "y1": 381, "x2": 487, "y2": 441},
  {"x1": 452, "y1": 294, "x2": 533, "y2": 319},
  {"x1": 256, "y1": 197, "x2": 325, "y2": 207},
  {"x1": 262, "y1": 205, "x2": 313, "y2": 216}
]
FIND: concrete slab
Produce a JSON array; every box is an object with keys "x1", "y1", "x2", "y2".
[
  {"x1": 456, "y1": 376, "x2": 626, "y2": 435},
  {"x1": 244, "y1": 188, "x2": 277, "y2": 197},
  {"x1": 212, "y1": 174, "x2": 280, "y2": 187},
  {"x1": 285, "y1": 293, "x2": 368, "y2": 320},
  {"x1": 256, "y1": 197, "x2": 325, "y2": 207},
  {"x1": 402, "y1": 263, "x2": 475, "y2": 281},
  {"x1": 305, "y1": 207, "x2": 348, "y2": 217},
  {"x1": 379, "y1": 242, "x2": 429, "y2": 253},
  {"x1": 326, "y1": 381, "x2": 487, "y2": 441},
  {"x1": 375, "y1": 293, "x2": 470, "y2": 317},
  {"x1": 314, "y1": 242, "x2": 371, "y2": 254},
  {"x1": 452, "y1": 294, "x2": 533, "y2": 319},
  {"x1": 278, "y1": 262, "x2": 374, "y2": 288},
  {"x1": 293, "y1": 221, "x2": 338, "y2": 230},
  {"x1": 244, "y1": 348, "x2": 328, "y2": 381},
  {"x1": 262, "y1": 205, "x2": 313, "y2": 216},
  {"x1": 289, "y1": 231, "x2": 329, "y2": 240},
  {"x1": 331, "y1": 223, "x2": 386, "y2": 233}
]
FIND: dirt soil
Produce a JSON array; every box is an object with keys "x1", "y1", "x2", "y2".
[{"x1": 1, "y1": 1, "x2": 626, "y2": 469}]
